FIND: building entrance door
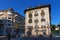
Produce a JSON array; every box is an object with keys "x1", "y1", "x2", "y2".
[{"x1": 43, "y1": 31, "x2": 46, "y2": 37}]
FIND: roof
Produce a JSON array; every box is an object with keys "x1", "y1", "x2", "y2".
[
  {"x1": 24, "y1": 4, "x2": 51, "y2": 13},
  {"x1": 14, "y1": 12, "x2": 25, "y2": 18},
  {"x1": 0, "y1": 8, "x2": 24, "y2": 18}
]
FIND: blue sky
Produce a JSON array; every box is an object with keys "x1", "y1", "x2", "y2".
[{"x1": 0, "y1": 0, "x2": 60, "y2": 25}]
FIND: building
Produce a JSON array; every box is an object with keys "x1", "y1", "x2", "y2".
[
  {"x1": 55, "y1": 27, "x2": 59, "y2": 30},
  {"x1": 24, "y1": 5, "x2": 51, "y2": 37},
  {"x1": 0, "y1": 8, "x2": 25, "y2": 37}
]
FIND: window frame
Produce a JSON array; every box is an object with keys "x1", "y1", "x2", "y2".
[{"x1": 34, "y1": 11, "x2": 38, "y2": 16}]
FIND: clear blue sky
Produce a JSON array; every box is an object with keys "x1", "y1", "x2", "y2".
[{"x1": 0, "y1": 0, "x2": 60, "y2": 25}]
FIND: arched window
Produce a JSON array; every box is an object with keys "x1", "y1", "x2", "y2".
[
  {"x1": 29, "y1": 12, "x2": 32, "y2": 18},
  {"x1": 28, "y1": 18, "x2": 32, "y2": 23},
  {"x1": 34, "y1": 19, "x2": 38, "y2": 23},
  {"x1": 34, "y1": 11, "x2": 38, "y2": 16},
  {"x1": 41, "y1": 10, "x2": 45, "y2": 16}
]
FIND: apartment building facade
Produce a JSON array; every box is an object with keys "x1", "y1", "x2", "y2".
[
  {"x1": 0, "y1": 8, "x2": 25, "y2": 36},
  {"x1": 24, "y1": 5, "x2": 51, "y2": 37}
]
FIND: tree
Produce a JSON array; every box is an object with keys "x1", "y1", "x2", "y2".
[
  {"x1": 57, "y1": 22, "x2": 60, "y2": 27},
  {"x1": 51, "y1": 24, "x2": 56, "y2": 31},
  {"x1": 15, "y1": 22, "x2": 20, "y2": 37},
  {"x1": 51, "y1": 24, "x2": 56, "y2": 35},
  {"x1": 15, "y1": 22, "x2": 20, "y2": 29},
  {"x1": 57, "y1": 22, "x2": 60, "y2": 30}
]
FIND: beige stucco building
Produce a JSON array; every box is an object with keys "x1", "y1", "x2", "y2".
[{"x1": 24, "y1": 5, "x2": 51, "y2": 37}]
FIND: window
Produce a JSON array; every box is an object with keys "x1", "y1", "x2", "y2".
[
  {"x1": 34, "y1": 19, "x2": 38, "y2": 22},
  {"x1": 8, "y1": 24, "x2": 11, "y2": 26},
  {"x1": 34, "y1": 19, "x2": 38, "y2": 24},
  {"x1": 34, "y1": 19, "x2": 38, "y2": 29},
  {"x1": 6, "y1": 28, "x2": 12, "y2": 36},
  {"x1": 41, "y1": 10, "x2": 45, "y2": 16},
  {"x1": 41, "y1": 21, "x2": 46, "y2": 28},
  {"x1": 8, "y1": 20, "x2": 11, "y2": 22},
  {"x1": 41, "y1": 19, "x2": 45, "y2": 21},
  {"x1": 28, "y1": 19, "x2": 32, "y2": 23},
  {"x1": 43, "y1": 32, "x2": 46, "y2": 35},
  {"x1": 35, "y1": 25, "x2": 39, "y2": 29},
  {"x1": 27, "y1": 26, "x2": 33, "y2": 36},
  {"x1": 8, "y1": 17, "x2": 11, "y2": 19},
  {"x1": 6, "y1": 17, "x2": 7, "y2": 19},
  {"x1": 41, "y1": 25, "x2": 46, "y2": 28},
  {"x1": 34, "y1": 11, "x2": 38, "y2": 16},
  {"x1": 41, "y1": 22, "x2": 45, "y2": 26},
  {"x1": 28, "y1": 26, "x2": 33, "y2": 29},
  {"x1": 1, "y1": 17, "x2": 4, "y2": 19},
  {"x1": 41, "y1": 16, "x2": 45, "y2": 19},
  {"x1": 29, "y1": 12, "x2": 32, "y2": 18},
  {"x1": 0, "y1": 28, "x2": 4, "y2": 36}
]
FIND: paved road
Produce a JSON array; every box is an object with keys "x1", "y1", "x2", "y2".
[
  {"x1": 9, "y1": 37, "x2": 60, "y2": 40},
  {"x1": 0, "y1": 37, "x2": 60, "y2": 40}
]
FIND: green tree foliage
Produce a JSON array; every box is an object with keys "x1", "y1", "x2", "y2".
[
  {"x1": 51, "y1": 24, "x2": 56, "y2": 31},
  {"x1": 57, "y1": 22, "x2": 60, "y2": 27},
  {"x1": 57, "y1": 22, "x2": 60, "y2": 30},
  {"x1": 51, "y1": 24, "x2": 56, "y2": 35},
  {"x1": 15, "y1": 22, "x2": 20, "y2": 29},
  {"x1": 15, "y1": 22, "x2": 20, "y2": 37}
]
